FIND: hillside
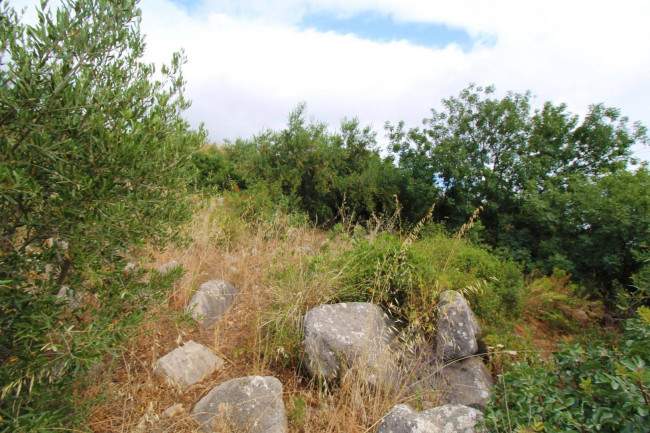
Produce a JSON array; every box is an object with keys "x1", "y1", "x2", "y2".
[
  {"x1": 1, "y1": 1, "x2": 648, "y2": 431},
  {"x1": 77, "y1": 195, "x2": 647, "y2": 432}
]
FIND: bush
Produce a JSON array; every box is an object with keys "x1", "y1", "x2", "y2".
[
  {"x1": 483, "y1": 309, "x2": 650, "y2": 432},
  {"x1": 334, "y1": 225, "x2": 524, "y2": 334},
  {"x1": 225, "y1": 104, "x2": 402, "y2": 225},
  {"x1": 191, "y1": 146, "x2": 243, "y2": 190}
]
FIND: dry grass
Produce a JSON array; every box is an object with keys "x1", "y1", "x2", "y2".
[{"x1": 82, "y1": 196, "x2": 420, "y2": 433}]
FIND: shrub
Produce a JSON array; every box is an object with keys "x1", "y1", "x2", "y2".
[
  {"x1": 191, "y1": 145, "x2": 243, "y2": 190},
  {"x1": 225, "y1": 104, "x2": 402, "y2": 225},
  {"x1": 334, "y1": 225, "x2": 524, "y2": 334},
  {"x1": 483, "y1": 310, "x2": 650, "y2": 432}
]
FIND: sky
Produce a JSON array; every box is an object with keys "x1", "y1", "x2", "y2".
[{"x1": 9, "y1": 0, "x2": 650, "y2": 161}]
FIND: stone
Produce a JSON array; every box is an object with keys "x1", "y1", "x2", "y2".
[
  {"x1": 377, "y1": 404, "x2": 437, "y2": 432},
  {"x1": 439, "y1": 357, "x2": 493, "y2": 411},
  {"x1": 191, "y1": 375, "x2": 288, "y2": 433},
  {"x1": 377, "y1": 403, "x2": 484, "y2": 433},
  {"x1": 302, "y1": 302, "x2": 397, "y2": 387},
  {"x1": 56, "y1": 286, "x2": 83, "y2": 308},
  {"x1": 162, "y1": 403, "x2": 185, "y2": 418},
  {"x1": 422, "y1": 404, "x2": 485, "y2": 432},
  {"x1": 154, "y1": 340, "x2": 224, "y2": 388},
  {"x1": 157, "y1": 261, "x2": 181, "y2": 275},
  {"x1": 435, "y1": 291, "x2": 480, "y2": 362},
  {"x1": 123, "y1": 262, "x2": 137, "y2": 275},
  {"x1": 186, "y1": 280, "x2": 238, "y2": 328},
  {"x1": 571, "y1": 309, "x2": 589, "y2": 323}
]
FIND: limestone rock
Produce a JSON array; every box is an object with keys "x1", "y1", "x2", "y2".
[
  {"x1": 423, "y1": 404, "x2": 485, "y2": 432},
  {"x1": 377, "y1": 403, "x2": 484, "y2": 433},
  {"x1": 162, "y1": 403, "x2": 185, "y2": 418},
  {"x1": 157, "y1": 261, "x2": 181, "y2": 275},
  {"x1": 435, "y1": 291, "x2": 480, "y2": 362},
  {"x1": 191, "y1": 375, "x2": 288, "y2": 433},
  {"x1": 154, "y1": 340, "x2": 224, "y2": 388},
  {"x1": 187, "y1": 280, "x2": 238, "y2": 328},
  {"x1": 302, "y1": 302, "x2": 397, "y2": 387},
  {"x1": 439, "y1": 357, "x2": 493, "y2": 410},
  {"x1": 123, "y1": 262, "x2": 137, "y2": 275},
  {"x1": 56, "y1": 286, "x2": 83, "y2": 309},
  {"x1": 377, "y1": 404, "x2": 436, "y2": 432}
]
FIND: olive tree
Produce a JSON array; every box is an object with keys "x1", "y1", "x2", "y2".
[{"x1": 0, "y1": 0, "x2": 204, "y2": 426}]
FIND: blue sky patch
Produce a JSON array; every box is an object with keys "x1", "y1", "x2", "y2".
[
  {"x1": 171, "y1": 0, "x2": 202, "y2": 11},
  {"x1": 300, "y1": 11, "x2": 475, "y2": 50}
]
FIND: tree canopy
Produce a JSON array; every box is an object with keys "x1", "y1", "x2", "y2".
[{"x1": 388, "y1": 84, "x2": 648, "y2": 297}]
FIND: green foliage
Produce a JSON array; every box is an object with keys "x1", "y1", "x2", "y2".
[
  {"x1": 334, "y1": 227, "x2": 524, "y2": 333},
  {"x1": 190, "y1": 145, "x2": 243, "y2": 190},
  {"x1": 0, "y1": 0, "x2": 202, "y2": 428},
  {"x1": 484, "y1": 312, "x2": 650, "y2": 433},
  {"x1": 388, "y1": 84, "x2": 649, "y2": 299},
  {"x1": 524, "y1": 269, "x2": 603, "y2": 332},
  {"x1": 226, "y1": 104, "x2": 402, "y2": 224},
  {"x1": 410, "y1": 232, "x2": 523, "y2": 324}
]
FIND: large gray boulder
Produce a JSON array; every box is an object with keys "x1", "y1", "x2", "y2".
[
  {"x1": 439, "y1": 357, "x2": 493, "y2": 410},
  {"x1": 302, "y1": 302, "x2": 397, "y2": 387},
  {"x1": 187, "y1": 280, "x2": 238, "y2": 328},
  {"x1": 435, "y1": 291, "x2": 480, "y2": 362},
  {"x1": 154, "y1": 340, "x2": 224, "y2": 388},
  {"x1": 377, "y1": 403, "x2": 484, "y2": 433},
  {"x1": 191, "y1": 376, "x2": 288, "y2": 433}
]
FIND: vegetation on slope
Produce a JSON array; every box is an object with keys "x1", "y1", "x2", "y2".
[{"x1": 1, "y1": 0, "x2": 648, "y2": 431}]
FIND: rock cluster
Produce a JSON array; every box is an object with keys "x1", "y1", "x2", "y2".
[
  {"x1": 148, "y1": 276, "x2": 492, "y2": 432},
  {"x1": 433, "y1": 291, "x2": 493, "y2": 411},
  {"x1": 301, "y1": 291, "x2": 491, "y2": 433}
]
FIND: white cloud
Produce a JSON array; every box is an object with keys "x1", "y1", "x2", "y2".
[{"x1": 9, "y1": 0, "x2": 650, "y2": 159}]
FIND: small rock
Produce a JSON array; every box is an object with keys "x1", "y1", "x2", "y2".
[
  {"x1": 377, "y1": 403, "x2": 484, "y2": 433},
  {"x1": 186, "y1": 280, "x2": 238, "y2": 328},
  {"x1": 154, "y1": 340, "x2": 224, "y2": 387},
  {"x1": 439, "y1": 357, "x2": 493, "y2": 410},
  {"x1": 123, "y1": 262, "x2": 137, "y2": 275},
  {"x1": 250, "y1": 247, "x2": 259, "y2": 256},
  {"x1": 435, "y1": 291, "x2": 481, "y2": 362},
  {"x1": 571, "y1": 309, "x2": 589, "y2": 323},
  {"x1": 56, "y1": 286, "x2": 83, "y2": 308},
  {"x1": 162, "y1": 403, "x2": 185, "y2": 419},
  {"x1": 157, "y1": 261, "x2": 181, "y2": 275},
  {"x1": 191, "y1": 375, "x2": 288, "y2": 433}
]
